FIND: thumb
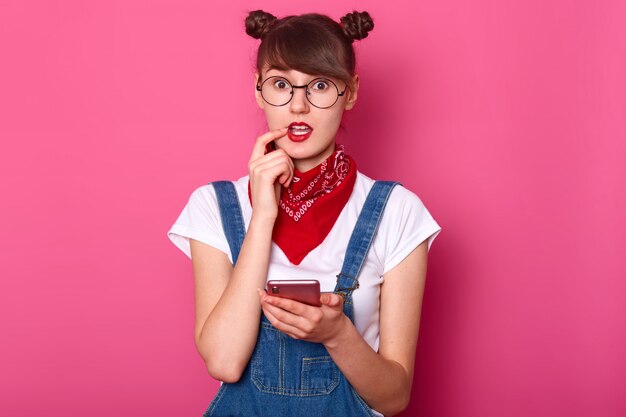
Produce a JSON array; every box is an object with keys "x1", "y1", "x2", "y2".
[{"x1": 320, "y1": 292, "x2": 343, "y2": 307}]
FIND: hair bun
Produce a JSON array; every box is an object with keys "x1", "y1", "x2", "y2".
[
  {"x1": 245, "y1": 10, "x2": 278, "y2": 39},
  {"x1": 339, "y1": 11, "x2": 374, "y2": 42}
]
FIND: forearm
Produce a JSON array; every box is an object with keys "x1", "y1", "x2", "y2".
[
  {"x1": 324, "y1": 316, "x2": 410, "y2": 416},
  {"x1": 198, "y1": 215, "x2": 275, "y2": 381}
]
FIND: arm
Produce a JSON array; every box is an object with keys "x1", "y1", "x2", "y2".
[
  {"x1": 324, "y1": 240, "x2": 428, "y2": 416},
  {"x1": 190, "y1": 216, "x2": 274, "y2": 383},
  {"x1": 190, "y1": 128, "x2": 293, "y2": 383},
  {"x1": 257, "y1": 239, "x2": 429, "y2": 415}
]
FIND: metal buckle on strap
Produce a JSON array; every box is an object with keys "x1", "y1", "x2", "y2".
[{"x1": 335, "y1": 281, "x2": 360, "y2": 302}]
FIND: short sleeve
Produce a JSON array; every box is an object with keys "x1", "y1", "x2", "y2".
[
  {"x1": 379, "y1": 185, "x2": 442, "y2": 275},
  {"x1": 167, "y1": 184, "x2": 233, "y2": 262}
]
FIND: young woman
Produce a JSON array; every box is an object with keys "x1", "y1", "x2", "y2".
[{"x1": 168, "y1": 10, "x2": 441, "y2": 417}]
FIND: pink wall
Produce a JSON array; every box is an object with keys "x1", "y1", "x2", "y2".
[{"x1": 1, "y1": 1, "x2": 624, "y2": 416}]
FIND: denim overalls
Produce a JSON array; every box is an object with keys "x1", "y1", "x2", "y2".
[{"x1": 205, "y1": 179, "x2": 400, "y2": 417}]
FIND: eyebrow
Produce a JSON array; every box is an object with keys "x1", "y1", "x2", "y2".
[
  {"x1": 264, "y1": 65, "x2": 292, "y2": 77},
  {"x1": 267, "y1": 65, "x2": 288, "y2": 73},
  {"x1": 265, "y1": 68, "x2": 333, "y2": 82},
  {"x1": 266, "y1": 68, "x2": 291, "y2": 77}
]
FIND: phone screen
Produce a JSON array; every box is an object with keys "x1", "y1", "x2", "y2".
[{"x1": 266, "y1": 280, "x2": 321, "y2": 307}]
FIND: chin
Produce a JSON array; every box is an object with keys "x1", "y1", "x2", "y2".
[
  {"x1": 275, "y1": 136, "x2": 335, "y2": 160},
  {"x1": 280, "y1": 145, "x2": 313, "y2": 160}
]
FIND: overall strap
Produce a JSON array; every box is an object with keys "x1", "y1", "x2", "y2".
[
  {"x1": 212, "y1": 180, "x2": 246, "y2": 265},
  {"x1": 334, "y1": 181, "x2": 401, "y2": 311}
]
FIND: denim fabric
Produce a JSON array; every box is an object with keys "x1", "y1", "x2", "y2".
[
  {"x1": 206, "y1": 180, "x2": 400, "y2": 417},
  {"x1": 213, "y1": 181, "x2": 246, "y2": 265}
]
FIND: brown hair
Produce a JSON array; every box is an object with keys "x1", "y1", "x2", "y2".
[{"x1": 244, "y1": 10, "x2": 374, "y2": 92}]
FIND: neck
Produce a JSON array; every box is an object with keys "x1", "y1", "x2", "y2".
[{"x1": 293, "y1": 142, "x2": 337, "y2": 173}]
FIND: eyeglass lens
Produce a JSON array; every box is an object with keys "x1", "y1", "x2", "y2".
[{"x1": 259, "y1": 76, "x2": 341, "y2": 108}]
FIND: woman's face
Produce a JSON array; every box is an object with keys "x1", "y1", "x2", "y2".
[{"x1": 254, "y1": 66, "x2": 359, "y2": 172}]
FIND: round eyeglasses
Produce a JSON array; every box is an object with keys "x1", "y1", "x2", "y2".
[{"x1": 256, "y1": 76, "x2": 348, "y2": 109}]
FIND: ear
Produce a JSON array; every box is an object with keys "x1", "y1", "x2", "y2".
[
  {"x1": 344, "y1": 73, "x2": 359, "y2": 111},
  {"x1": 254, "y1": 71, "x2": 265, "y2": 109}
]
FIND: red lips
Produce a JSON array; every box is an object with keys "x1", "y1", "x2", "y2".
[{"x1": 287, "y1": 122, "x2": 313, "y2": 142}]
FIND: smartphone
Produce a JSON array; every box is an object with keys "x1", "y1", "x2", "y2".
[{"x1": 266, "y1": 280, "x2": 321, "y2": 307}]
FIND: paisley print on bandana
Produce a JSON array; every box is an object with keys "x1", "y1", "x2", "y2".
[
  {"x1": 279, "y1": 145, "x2": 351, "y2": 222},
  {"x1": 247, "y1": 144, "x2": 357, "y2": 265}
]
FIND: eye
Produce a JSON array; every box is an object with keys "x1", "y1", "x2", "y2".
[
  {"x1": 272, "y1": 78, "x2": 290, "y2": 89},
  {"x1": 310, "y1": 79, "x2": 330, "y2": 91}
]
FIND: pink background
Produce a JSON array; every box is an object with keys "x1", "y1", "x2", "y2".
[{"x1": 1, "y1": 1, "x2": 624, "y2": 416}]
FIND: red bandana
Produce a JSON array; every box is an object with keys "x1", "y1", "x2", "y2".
[{"x1": 247, "y1": 144, "x2": 357, "y2": 265}]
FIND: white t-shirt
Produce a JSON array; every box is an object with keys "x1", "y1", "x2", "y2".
[{"x1": 167, "y1": 171, "x2": 441, "y2": 416}]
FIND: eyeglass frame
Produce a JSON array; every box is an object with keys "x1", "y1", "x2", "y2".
[{"x1": 255, "y1": 75, "x2": 349, "y2": 109}]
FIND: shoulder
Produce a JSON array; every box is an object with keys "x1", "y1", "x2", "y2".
[
  {"x1": 387, "y1": 183, "x2": 428, "y2": 214},
  {"x1": 356, "y1": 171, "x2": 427, "y2": 214},
  {"x1": 189, "y1": 183, "x2": 215, "y2": 202},
  {"x1": 187, "y1": 175, "x2": 249, "y2": 208},
  {"x1": 361, "y1": 172, "x2": 441, "y2": 248}
]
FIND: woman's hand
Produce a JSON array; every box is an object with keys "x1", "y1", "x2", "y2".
[
  {"x1": 248, "y1": 127, "x2": 294, "y2": 221},
  {"x1": 256, "y1": 289, "x2": 350, "y2": 346}
]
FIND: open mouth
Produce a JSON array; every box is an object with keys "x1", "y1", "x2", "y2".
[{"x1": 288, "y1": 122, "x2": 313, "y2": 142}]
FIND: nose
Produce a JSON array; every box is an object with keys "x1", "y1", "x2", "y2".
[{"x1": 289, "y1": 86, "x2": 310, "y2": 113}]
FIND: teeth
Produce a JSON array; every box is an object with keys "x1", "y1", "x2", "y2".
[
  {"x1": 292, "y1": 129, "x2": 310, "y2": 136},
  {"x1": 291, "y1": 125, "x2": 311, "y2": 130}
]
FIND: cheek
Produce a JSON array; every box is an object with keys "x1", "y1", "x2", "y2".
[
  {"x1": 322, "y1": 111, "x2": 344, "y2": 130},
  {"x1": 315, "y1": 108, "x2": 343, "y2": 125},
  {"x1": 262, "y1": 109, "x2": 282, "y2": 128}
]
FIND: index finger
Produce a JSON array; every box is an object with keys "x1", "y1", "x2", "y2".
[
  {"x1": 265, "y1": 293, "x2": 312, "y2": 316},
  {"x1": 250, "y1": 127, "x2": 289, "y2": 161}
]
